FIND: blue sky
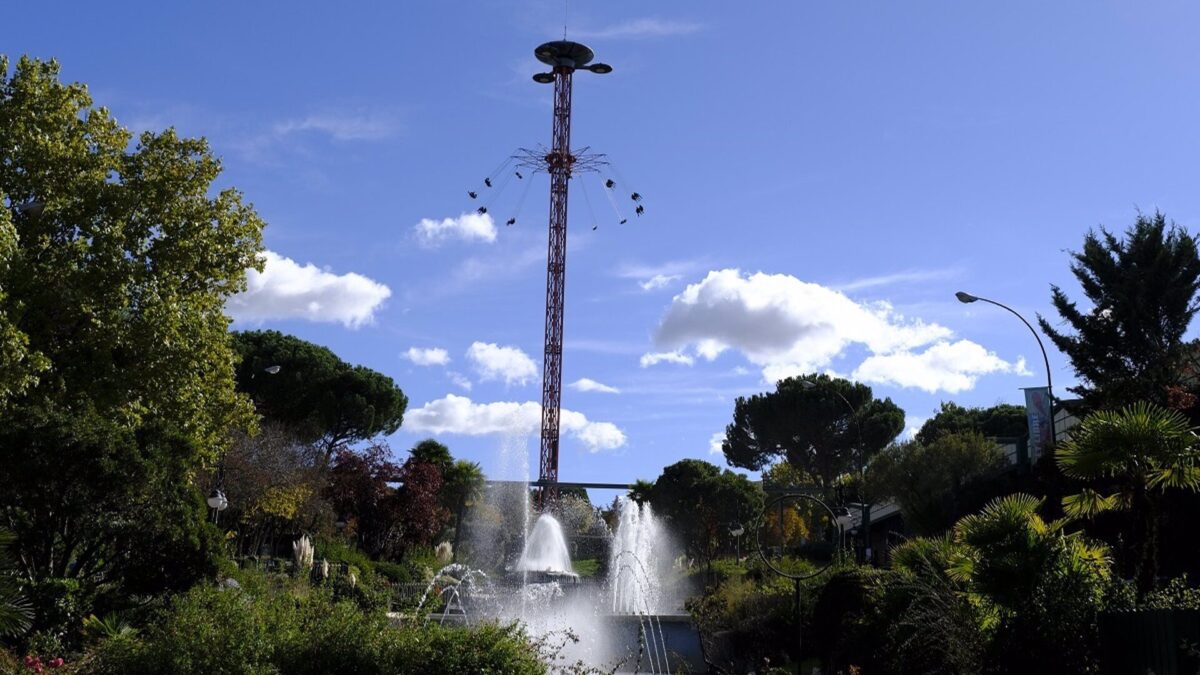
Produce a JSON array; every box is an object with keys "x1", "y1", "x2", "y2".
[{"x1": 9, "y1": 1, "x2": 1200, "y2": 501}]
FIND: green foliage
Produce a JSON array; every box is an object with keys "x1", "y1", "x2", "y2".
[
  {"x1": 572, "y1": 559, "x2": 600, "y2": 578},
  {"x1": 313, "y1": 538, "x2": 375, "y2": 572},
  {"x1": 954, "y1": 494, "x2": 1110, "y2": 673},
  {"x1": 0, "y1": 528, "x2": 30, "y2": 638},
  {"x1": 687, "y1": 573, "x2": 800, "y2": 671},
  {"x1": 867, "y1": 432, "x2": 1008, "y2": 535},
  {"x1": 645, "y1": 459, "x2": 763, "y2": 565},
  {"x1": 1057, "y1": 402, "x2": 1200, "y2": 590},
  {"x1": 915, "y1": 402, "x2": 1028, "y2": 445},
  {"x1": 232, "y1": 330, "x2": 407, "y2": 456},
  {"x1": 77, "y1": 574, "x2": 547, "y2": 675},
  {"x1": 1038, "y1": 212, "x2": 1200, "y2": 408},
  {"x1": 0, "y1": 56, "x2": 261, "y2": 617},
  {"x1": 723, "y1": 374, "x2": 904, "y2": 488}
]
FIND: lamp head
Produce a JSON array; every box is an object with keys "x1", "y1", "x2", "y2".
[
  {"x1": 587, "y1": 62, "x2": 613, "y2": 74},
  {"x1": 207, "y1": 489, "x2": 228, "y2": 511},
  {"x1": 532, "y1": 72, "x2": 556, "y2": 84},
  {"x1": 955, "y1": 291, "x2": 979, "y2": 304}
]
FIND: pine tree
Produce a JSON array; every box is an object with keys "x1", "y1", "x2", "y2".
[{"x1": 1037, "y1": 212, "x2": 1200, "y2": 408}]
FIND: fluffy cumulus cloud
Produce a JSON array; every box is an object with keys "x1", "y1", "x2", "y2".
[
  {"x1": 639, "y1": 351, "x2": 695, "y2": 368},
  {"x1": 467, "y1": 342, "x2": 539, "y2": 386},
  {"x1": 405, "y1": 394, "x2": 627, "y2": 452},
  {"x1": 414, "y1": 212, "x2": 497, "y2": 247},
  {"x1": 651, "y1": 269, "x2": 1026, "y2": 394},
  {"x1": 853, "y1": 341, "x2": 1029, "y2": 394},
  {"x1": 709, "y1": 431, "x2": 725, "y2": 456},
  {"x1": 404, "y1": 347, "x2": 450, "y2": 366},
  {"x1": 227, "y1": 251, "x2": 391, "y2": 328},
  {"x1": 569, "y1": 377, "x2": 620, "y2": 394}
]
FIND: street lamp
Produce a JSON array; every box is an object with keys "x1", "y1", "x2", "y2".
[
  {"x1": 207, "y1": 488, "x2": 228, "y2": 524},
  {"x1": 799, "y1": 379, "x2": 872, "y2": 564},
  {"x1": 955, "y1": 291, "x2": 1056, "y2": 447}
]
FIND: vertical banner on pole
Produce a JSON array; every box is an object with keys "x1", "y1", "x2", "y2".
[{"x1": 1023, "y1": 386, "x2": 1052, "y2": 463}]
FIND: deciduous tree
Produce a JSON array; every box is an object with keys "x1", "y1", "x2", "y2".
[
  {"x1": 867, "y1": 432, "x2": 1008, "y2": 535},
  {"x1": 0, "y1": 57, "x2": 262, "y2": 609}
]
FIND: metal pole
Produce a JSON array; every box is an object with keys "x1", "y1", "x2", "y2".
[
  {"x1": 795, "y1": 578, "x2": 803, "y2": 674},
  {"x1": 973, "y1": 296, "x2": 1056, "y2": 445}
]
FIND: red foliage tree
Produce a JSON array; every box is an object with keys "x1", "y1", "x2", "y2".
[{"x1": 325, "y1": 443, "x2": 450, "y2": 560}]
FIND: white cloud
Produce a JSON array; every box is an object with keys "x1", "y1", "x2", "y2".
[
  {"x1": 569, "y1": 378, "x2": 620, "y2": 394},
  {"x1": 272, "y1": 112, "x2": 400, "y2": 141},
  {"x1": 227, "y1": 251, "x2": 391, "y2": 328},
  {"x1": 447, "y1": 371, "x2": 473, "y2": 391},
  {"x1": 709, "y1": 431, "x2": 725, "y2": 456},
  {"x1": 405, "y1": 394, "x2": 626, "y2": 452},
  {"x1": 575, "y1": 18, "x2": 703, "y2": 40},
  {"x1": 404, "y1": 347, "x2": 450, "y2": 366},
  {"x1": 902, "y1": 416, "x2": 928, "y2": 441},
  {"x1": 834, "y1": 267, "x2": 961, "y2": 293},
  {"x1": 853, "y1": 341, "x2": 1029, "y2": 394},
  {"x1": 651, "y1": 269, "x2": 1026, "y2": 393},
  {"x1": 639, "y1": 274, "x2": 682, "y2": 291},
  {"x1": 414, "y1": 212, "x2": 497, "y2": 247},
  {"x1": 467, "y1": 342, "x2": 539, "y2": 386},
  {"x1": 640, "y1": 351, "x2": 696, "y2": 368}
]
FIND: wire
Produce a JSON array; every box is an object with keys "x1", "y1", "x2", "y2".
[
  {"x1": 578, "y1": 176, "x2": 599, "y2": 231},
  {"x1": 507, "y1": 171, "x2": 536, "y2": 226},
  {"x1": 485, "y1": 155, "x2": 515, "y2": 185},
  {"x1": 601, "y1": 175, "x2": 626, "y2": 224}
]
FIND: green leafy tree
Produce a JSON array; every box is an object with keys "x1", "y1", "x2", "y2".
[
  {"x1": 915, "y1": 402, "x2": 1027, "y2": 445},
  {"x1": 0, "y1": 527, "x2": 31, "y2": 637},
  {"x1": 1038, "y1": 212, "x2": 1200, "y2": 408},
  {"x1": 0, "y1": 203, "x2": 46, "y2": 408},
  {"x1": 1057, "y1": 402, "x2": 1200, "y2": 590},
  {"x1": 867, "y1": 432, "x2": 1008, "y2": 535},
  {"x1": 0, "y1": 57, "x2": 262, "y2": 612},
  {"x1": 646, "y1": 459, "x2": 763, "y2": 568},
  {"x1": 723, "y1": 374, "x2": 904, "y2": 490},
  {"x1": 232, "y1": 330, "x2": 407, "y2": 458}
]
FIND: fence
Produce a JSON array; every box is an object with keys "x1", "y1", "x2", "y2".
[{"x1": 1099, "y1": 609, "x2": 1200, "y2": 675}]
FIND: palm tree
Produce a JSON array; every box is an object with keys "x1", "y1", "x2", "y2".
[
  {"x1": 1056, "y1": 401, "x2": 1200, "y2": 590},
  {"x1": 0, "y1": 528, "x2": 31, "y2": 637},
  {"x1": 627, "y1": 479, "x2": 654, "y2": 505},
  {"x1": 953, "y1": 494, "x2": 1109, "y2": 607},
  {"x1": 442, "y1": 460, "x2": 485, "y2": 563}
]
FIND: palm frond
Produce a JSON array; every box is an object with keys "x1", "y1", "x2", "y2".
[{"x1": 1063, "y1": 488, "x2": 1123, "y2": 519}]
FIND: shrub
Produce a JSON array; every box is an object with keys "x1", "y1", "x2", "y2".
[{"x1": 76, "y1": 571, "x2": 548, "y2": 675}]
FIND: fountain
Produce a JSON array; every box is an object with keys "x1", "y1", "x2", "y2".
[
  {"x1": 515, "y1": 513, "x2": 576, "y2": 578},
  {"x1": 421, "y1": 433, "x2": 701, "y2": 672}
]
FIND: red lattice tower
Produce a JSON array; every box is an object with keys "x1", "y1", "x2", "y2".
[{"x1": 529, "y1": 41, "x2": 612, "y2": 505}]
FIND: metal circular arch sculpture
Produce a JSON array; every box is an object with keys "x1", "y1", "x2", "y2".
[
  {"x1": 756, "y1": 492, "x2": 841, "y2": 671},
  {"x1": 756, "y1": 492, "x2": 840, "y2": 580}
]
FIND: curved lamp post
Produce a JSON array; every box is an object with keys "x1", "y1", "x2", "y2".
[
  {"x1": 955, "y1": 291, "x2": 1056, "y2": 446},
  {"x1": 799, "y1": 379, "x2": 870, "y2": 564}
]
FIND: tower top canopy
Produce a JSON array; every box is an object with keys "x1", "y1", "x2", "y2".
[{"x1": 535, "y1": 41, "x2": 595, "y2": 69}]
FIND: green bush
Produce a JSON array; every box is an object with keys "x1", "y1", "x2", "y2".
[
  {"x1": 76, "y1": 571, "x2": 547, "y2": 675},
  {"x1": 313, "y1": 539, "x2": 375, "y2": 573}
]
